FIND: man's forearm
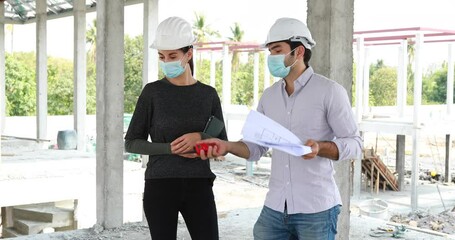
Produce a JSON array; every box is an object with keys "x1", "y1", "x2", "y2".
[
  {"x1": 227, "y1": 141, "x2": 250, "y2": 159},
  {"x1": 317, "y1": 141, "x2": 339, "y2": 160}
]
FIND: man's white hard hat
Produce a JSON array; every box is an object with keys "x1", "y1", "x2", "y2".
[
  {"x1": 263, "y1": 18, "x2": 316, "y2": 49},
  {"x1": 150, "y1": 16, "x2": 196, "y2": 50}
]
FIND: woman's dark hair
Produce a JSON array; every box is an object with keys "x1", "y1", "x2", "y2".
[
  {"x1": 286, "y1": 40, "x2": 312, "y2": 68},
  {"x1": 180, "y1": 46, "x2": 194, "y2": 76}
]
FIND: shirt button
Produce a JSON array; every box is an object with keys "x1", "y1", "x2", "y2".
[
  {"x1": 287, "y1": 182, "x2": 290, "y2": 185},
  {"x1": 287, "y1": 112, "x2": 290, "y2": 114},
  {"x1": 286, "y1": 165, "x2": 289, "y2": 168}
]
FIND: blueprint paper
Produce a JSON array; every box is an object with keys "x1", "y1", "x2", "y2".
[{"x1": 241, "y1": 110, "x2": 312, "y2": 156}]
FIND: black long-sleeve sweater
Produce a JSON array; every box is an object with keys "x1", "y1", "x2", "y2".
[{"x1": 124, "y1": 78, "x2": 227, "y2": 179}]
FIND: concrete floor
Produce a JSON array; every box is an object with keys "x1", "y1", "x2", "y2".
[{"x1": 1, "y1": 137, "x2": 455, "y2": 239}]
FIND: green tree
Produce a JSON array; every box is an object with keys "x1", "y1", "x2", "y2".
[
  {"x1": 86, "y1": 19, "x2": 97, "y2": 61},
  {"x1": 192, "y1": 12, "x2": 220, "y2": 43},
  {"x1": 228, "y1": 22, "x2": 244, "y2": 71},
  {"x1": 369, "y1": 62, "x2": 397, "y2": 106},
  {"x1": 423, "y1": 63, "x2": 454, "y2": 104},
  {"x1": 5, "y1": 53, "x2": 36, "y2": 116},
  {"x1": 124, "y1": 35, "x2": 144, "y2": 113},
  {"x1": 47, "y1": 57, "x2": 74, "y2": 115}
]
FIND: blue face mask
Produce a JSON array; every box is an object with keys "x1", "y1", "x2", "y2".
[
  {"x1": 267, "y1": 49, "x2": 297, "y2": 78},
  {"x1": 159, "y1": 55, "x2": 187, "y2": 78}
]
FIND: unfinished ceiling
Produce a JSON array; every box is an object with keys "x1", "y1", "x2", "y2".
[{"x1": 3, "y1": 0, "x2": 96, "y2": 23}]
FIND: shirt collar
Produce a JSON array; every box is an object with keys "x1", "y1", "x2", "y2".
[{"x1": 281, "y1": 66, "x2": 314, "y2": 88}]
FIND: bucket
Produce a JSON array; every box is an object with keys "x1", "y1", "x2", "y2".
[
  {"x1": 358, "y1": 199, "x2": 389, "y2": 220},
  {"x1": 57, "y1": 130, "x2": 77, "y2": 150}
]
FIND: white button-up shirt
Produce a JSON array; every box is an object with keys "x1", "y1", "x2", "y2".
[{"x1": 245, "y1": 67, "x2": 362, "y2": 214}]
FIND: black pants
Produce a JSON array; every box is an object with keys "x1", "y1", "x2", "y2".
[{"x1": 143, "y1": 178, "x2": 219, "y2": 240}]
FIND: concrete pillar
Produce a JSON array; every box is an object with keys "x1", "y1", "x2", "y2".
[
  {"x1": 411, "y1": 33, "x2": 424, "y2": 211},
  {"x1": 74, "y1": 0, "x2": 86, "y2": 151},
  {"x1": 222, "y1": 44, "x2": 231, "y2": 107},
  {"x1": 36, "y1": 0, "x2": 48, "y2": 141},
  {"x1": 445, "y1": 134, "x2": 451, "y2": 183},
  {"x1": 0, "y1": 1, "x2": 5, "y2": 136},
  {"x1": 307, "y1": 0, "x2": 354, "y2": 238},
  {"x1": 447, "y1": 43, "x2": 454, "y2": 116},
  {"x1": 0, "y1": 1, "x2": 4, "y2": 167},
  {"x1": 264, "y1": 55, "x2": 270, "y2": 89},
  {"x1": 355, "y1": 37, "x2": 364, "y2": 123},
  {"x1": 396, "y1": 135, "x2": 405, "y2": 190},
  {"x1": 96, "y1": 0, "x2": 125, "y2": 228},
  {"x1": 253, "y1": 52, "x2": 259, "y2": 108},
  {"x1": 363, "y1": 48, "x2": 370, "y2": 115},
  {"x1": 397, "y1": 40, "x2": 408, "y2": 118},
  {"x1": 210, "y1": 51, "x2": 216, "y2": 87},
  {"x1": 142, "y1": 0, "x2": 159, "y2": 86},
  {"x1": 193, "y1": 47, "x2": 197, "y2": 78},
  {"x1": 142, "y1": 0, "x2": 159, "y2": 169}
]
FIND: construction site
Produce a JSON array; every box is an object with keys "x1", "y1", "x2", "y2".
[{"x1": 1, "y1": 0, "x2": 455, "y2": 239}]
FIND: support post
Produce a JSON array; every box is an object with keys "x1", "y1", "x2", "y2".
[
  {"x1": 445, "y1": 134, "x2": 451, "y2": 183},
  {"x1": 96, "y1": 0, "x2": 125, "y2": 228},
  {"x1": 36, "y1": 0, "x2": 48, "y2": 141},
  {"x1": 447, "y1": 43, "x2": 454, "y2": 116},
  {"x1": 0, "y1": 1, "x2": 5, "y2": 136},
  {"x1": 74, "y1": 0, "x2": 87, "y2": 151},
  {"x1": 396, "y1": 135, "x2": 405, "y2": 190},
  {"x1": 307, "y1": 0, "x2": 354, "y2": 238},
  {"x1": 222, "y1": 44, "x2": 231, "y2": 108},
  {"x1": 411, "y1": 33, "x2": 424, "y2": 211},
  {"x1": 397, "y1": 40, "x2": 408, "y2": 118}
]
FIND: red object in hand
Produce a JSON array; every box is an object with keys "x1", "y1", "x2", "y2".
[{"x1": 195, "y1": 143, "x2": 216, "y2": 155}]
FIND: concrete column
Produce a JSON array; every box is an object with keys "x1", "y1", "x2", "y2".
[
  {"x1": 0, "y1": 1, "x2": 5, "y2": 135},
  {"x1": 74, "y1": 0, "x2": 86, "y2": 151},
  {"x1": 397, "y1": 40, "x2": 408, "y2": 118},
  {"x1": 264, "y1": 55, "x2": 270, "y2": 89},
  {"x1": 210, "y1": 51, "x2": 216, "y2": 87},
  {"x1": 222, "y1": 44, "x2": 231, "y2": 108},
  {"x1": 363, "y1": 48, "x2": 370, "y2": 115},
  {"x1": 36, "y1": 0, "x2": 48, "y2": 141},
  {"x1": 355, "y1": 37, "x2": 364, "y2": 123},
  {"x1": 193, "y1": 47, "x2": 197, "y2": 78},
  {"x1": 447, "y1": 43, "x2": 454, "y2": 116},
  {"x1": 96, "y1": 0, "x2": 124, "y2": 228},
  {"x1": 411, "y1": 33, "x2": 423, "y2": 211},
  {"x1": 307, "y1": 0, "x2": 354, "y2": 238},
  {"x1": 143, "y1": 0, "x2": 158, "y2": 86},
  {"x1": 396, "y1": 135, "x2": 405, "y2": 190},
  {"x1": 253, "y1": 52, "x2": 259, "y2": 108},
  {"x1": 142, "y1": 0, "x2": 159, "y2": 169},
  {"x1": 445, "y1": 134, "x2": 451, "y2": 183}
]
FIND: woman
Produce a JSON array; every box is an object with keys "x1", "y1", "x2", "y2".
[{"x1": 124, "y1": 16, "x2": 227, "y2": 240}]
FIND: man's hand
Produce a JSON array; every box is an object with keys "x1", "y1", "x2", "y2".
[
  {"x1": 171, "y1": 132, "x2": 201, "y2": 154},
  {"x1": 195, "y1": 138, "x2": 228, "y2": 160},
  {"x1": 303, "y1": 139, "x2": 319, "y2": 159}
]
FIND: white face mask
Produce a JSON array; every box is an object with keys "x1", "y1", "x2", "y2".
[{"x1": 267, "y1": 49, "x2": 298, "y2": 78}]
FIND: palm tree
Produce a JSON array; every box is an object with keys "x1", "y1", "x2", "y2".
[
  {"x1": 86, "y1": 19, "x2": 97, "y2": 61},
  {"x1": 228, "y1": 22, "x2": 244, "y2": 71},
  {"x1": 192, "y1": 12, "x2": 220, "y2": 43}
]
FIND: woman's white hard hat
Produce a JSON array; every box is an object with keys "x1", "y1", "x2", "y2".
[
  {"x1": 263, "y1": 18, "x2": 316, "y2": 49},
  {"x1": 150, "y1": 16, "x2": 196, "y2": 50}
]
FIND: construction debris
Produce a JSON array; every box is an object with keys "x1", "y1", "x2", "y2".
[{"x1": 390, "y1": 210, "x2": 455, "y2": 234}]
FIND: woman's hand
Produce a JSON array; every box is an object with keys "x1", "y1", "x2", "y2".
[{"x1": 171, "y1": 132, "x2": 201, "y2": 154}]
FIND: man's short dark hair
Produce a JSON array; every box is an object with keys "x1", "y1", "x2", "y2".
[{"x1": 285, "y1": 40, "x2": 312, "y2": 68}]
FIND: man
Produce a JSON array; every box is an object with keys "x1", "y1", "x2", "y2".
[{"x1": 198, "y1": 18, "x2": 362, "y2": 240}]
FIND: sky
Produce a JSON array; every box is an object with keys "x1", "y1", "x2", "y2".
[{"x1": 4, "y1": 0, "x2": 455, "y2": 70}]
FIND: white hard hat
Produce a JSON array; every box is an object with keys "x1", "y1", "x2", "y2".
[
  {"x1": 150, "y1": 17, "x2": 196, "y2": 50},
  {"x1": 263, "y1": 18, "x2": 316, "y2": 49}
]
